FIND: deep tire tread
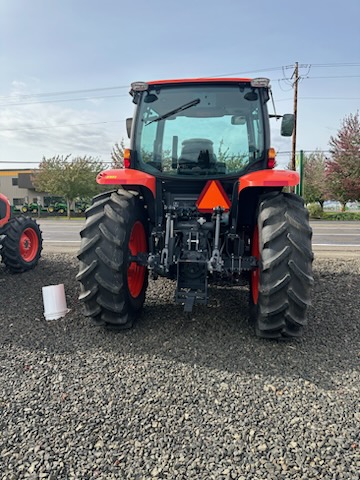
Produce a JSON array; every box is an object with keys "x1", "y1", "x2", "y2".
[
  {"x1": 77, "y1": 189, "x2": 148, "y2": 329},
  {"x1": 77, "y1": 234, "x2": 101, "y2": 259},
  {"x1": 251, "y1": 192, "x2": 313, "y2": 339},
  {"x1": 95, "y1": 246, "x2": 122, "y2": 270},
  {"x1": 76, "y1": 260, "x2": 98, "y2": 282}
]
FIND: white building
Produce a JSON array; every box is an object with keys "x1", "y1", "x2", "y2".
[{"x1": 0, "y1": 169, "x2": 47, "y2": 207}]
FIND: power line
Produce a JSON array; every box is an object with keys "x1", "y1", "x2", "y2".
[
  {"x1": 310, "y1": 63, "x2": 360, "y2": 68},
  {"x1": 2, "y1": 66, "x2": 360, "y2": 107},
  {"x1": 1, "y1": 62, "x2": 359, "y2": 99},
  {"x1": 0, "y1": 67, "x2": 287, "y2": 103},
  {"x1": 283, "y1": 64, "x2": 310, "y2": 71},
  {"x1": 304, "y1": 75, "x2": 360, "y2": 79},
  {"x1": 300, "y1": 96, "x2": 360, "y2": 100},
  {"x1": 0, "y1": 69, "x2": 287, "y2": 102},
  {"x1": 275, "y1": 96, "x2": 360, "y2": 101},
  {"x1": 0, "y1": 120, "x2": 125, "y2": 132},
  {"x1": 208, "y1": 66, "x2": 285, "y2": 78},
  {"x1": 0, "y1": 85, "x2": 129, "y2": 101},
  {"x1": 0, "y1": 93, "x2": 128, "y2": 107},
  {"x1": 276, "y1": 75, "x2": 360, "y2": 82}
]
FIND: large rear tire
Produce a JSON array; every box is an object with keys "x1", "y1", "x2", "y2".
[
  {"x1": 77, "y1": 190, "x2": 149, "y2": 329},
  {"x1": 250, "y1": 192, "x2": 314, "y2": 338},
  {"x1": 0, "y1": 216, "x2": 43, "y2": 273}
]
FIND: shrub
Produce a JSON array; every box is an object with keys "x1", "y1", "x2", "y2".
[
  {"x1": 321, "y1": 211, "x2": 360, "y2": 221},
  {"x1": 307, "y1": 203, "x2": 323, "y2": 218}
]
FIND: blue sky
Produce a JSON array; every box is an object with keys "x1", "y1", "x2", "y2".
[{"x1": 0, "y1": 0, "x2": 359, "y2": 169}]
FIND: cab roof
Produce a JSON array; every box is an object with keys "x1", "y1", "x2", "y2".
[
  {"x1": 147, "y1": 77, "x2": 252, "y2": 85},
  {"x1": 130, "y1": 78, "x2": 270, "y2": 95}
]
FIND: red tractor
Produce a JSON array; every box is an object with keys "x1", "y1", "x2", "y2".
[
  {"x1": 77, "y1": 77, "x2": 313, "y2": 338},
  {"x1": 0, "y1": 193, "x2": 43, "y2": 273}
]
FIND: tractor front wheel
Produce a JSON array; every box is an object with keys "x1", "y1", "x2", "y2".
[
  {"x1": 1, "y1": 217, "x2": 43, "y2": 273},
  {"x1": 250, "y1": 192, "x2": 314, "y2": 338},
  {"x1": 77, "y1": 190, "x2": 149, "y2": 329}
]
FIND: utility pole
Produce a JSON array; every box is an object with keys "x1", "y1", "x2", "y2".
[{"x1": 291, "y1": 61, "x2": 299, "y2": 172}]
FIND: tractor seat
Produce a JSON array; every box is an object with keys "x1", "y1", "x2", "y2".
[{"x1": 178, "y1": 138, "x2": 217, "y2": 170}]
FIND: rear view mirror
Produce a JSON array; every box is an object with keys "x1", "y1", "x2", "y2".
[
  {"x1": 126, "y1": 118, "x2": 132, "y2": 138},
  {"x1": 281, "y1": 114, "x2": 295, "y2": 137}
]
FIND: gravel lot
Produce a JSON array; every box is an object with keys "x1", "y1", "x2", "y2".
[{"x1": 0, "y1": 254, "x2": 359, "y2": 479}]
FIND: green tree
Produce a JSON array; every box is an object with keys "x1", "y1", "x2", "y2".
[
  {"x1": 111, "y1": 139, "x2": 126, "y2": 168},
  {"x1": 326, "y1": 111, "x2": 360, "y2": 211},
  {"x1": 303, "y1": 151, "x2": 328, "y2": 209},
  {"x1": 32, "y1": 155, "x2": 105, "y2": 218},
  {"x1": 217, "y1": 140, "x2": 247, "y2": 171}
]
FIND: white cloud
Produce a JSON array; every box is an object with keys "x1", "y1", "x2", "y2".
[
  {"x1": 0, "y1": 81, "x2": 118, "y2": 165},
  {"x1": 10, "y1": 80, "x2": 27, "y2": 92}
]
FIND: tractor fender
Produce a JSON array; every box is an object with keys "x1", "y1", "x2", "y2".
[
  {"x1": 238, "y1": 169, "x2": 299, "y2": 193},
  {"x1": 96, "y1": 169, "x2": 156, "y2": 198},
  {"x1": 96, "y1": 169, "x2": 157, "y2": 223},
  {"x1": 238, "y1": 170, "x2": 300, "y2": 193},
  {"x1": 235, "y1": 169, "x2": 300, "y2": 228},
  {"x1": 0, "y1": 193, "x2": 11, "y2": 229}
]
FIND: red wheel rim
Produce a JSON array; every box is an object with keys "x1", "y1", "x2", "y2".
[
  {"x1": 20, "y1": 228, "x2": 39, "y2": 262},
  {"x1": 251, "y1": 225, "x2": 260, "y2": 304},
  {"x1": 128, "y1": 221, "x2": 147, "y2": 298}
]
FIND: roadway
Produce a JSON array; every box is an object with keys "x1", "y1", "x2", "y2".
[
  {"x1": 37, "y1": 218, "x2": 360, "y2": 257},
  {"x1": 309, "y1": 220, "x2": 360, "y2": 257}
]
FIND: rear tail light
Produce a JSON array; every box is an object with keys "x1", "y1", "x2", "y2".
[
  {"x1": 124, "y1": 148, "x2": 131, "y2": 168},
  {"x1": 267, "y1": 148, "x2": 276, "y2": 169}
]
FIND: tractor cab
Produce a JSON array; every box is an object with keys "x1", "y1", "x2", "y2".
[{"x1": 126, "y1": 78, "x2": 292, "y2": 179}]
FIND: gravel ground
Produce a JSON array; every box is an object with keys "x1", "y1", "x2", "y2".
[{"x1": 0, "y1": 254, "x2": 359, "y2": 480}]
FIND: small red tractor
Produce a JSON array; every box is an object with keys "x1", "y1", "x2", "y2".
[
  {"x1": 0, "y1": 193, "x2": 43, "y2": 273},
  {"x1": 77, "y1": 77, "x2": 313, "y2": 338}
]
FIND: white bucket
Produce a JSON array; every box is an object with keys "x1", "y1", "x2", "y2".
[{"x1": 42, "y1": 284, "x2": 70, "y2": 321}]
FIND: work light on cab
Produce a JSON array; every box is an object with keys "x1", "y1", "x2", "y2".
[
  {"x1": 250, "y1": 78, "x2": 270, "y2": 88},
  {"x1": 130, "y1": 82, "x2": 148, "y2": 92}
]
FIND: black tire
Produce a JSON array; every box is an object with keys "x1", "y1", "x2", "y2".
[
  {"x1": 250, "y1": 192, "x2": 314, "y2": 338},
  {"x1": 76, "y1": 189, "x2": 149, "y2": 329},
  {"x1": 21, "y1": 206, "x2": 28, "y2": 213},
  {"x1": 48, "y1": 206, "x2": 55, "y2": 213},
  {"x1": 0, "y1": 216, "x2": 43, "y2": 273}
]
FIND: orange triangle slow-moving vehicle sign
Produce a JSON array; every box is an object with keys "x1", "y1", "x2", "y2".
[{"x1": 196, "y1": 180, "x2": 231, "y2": 213}]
